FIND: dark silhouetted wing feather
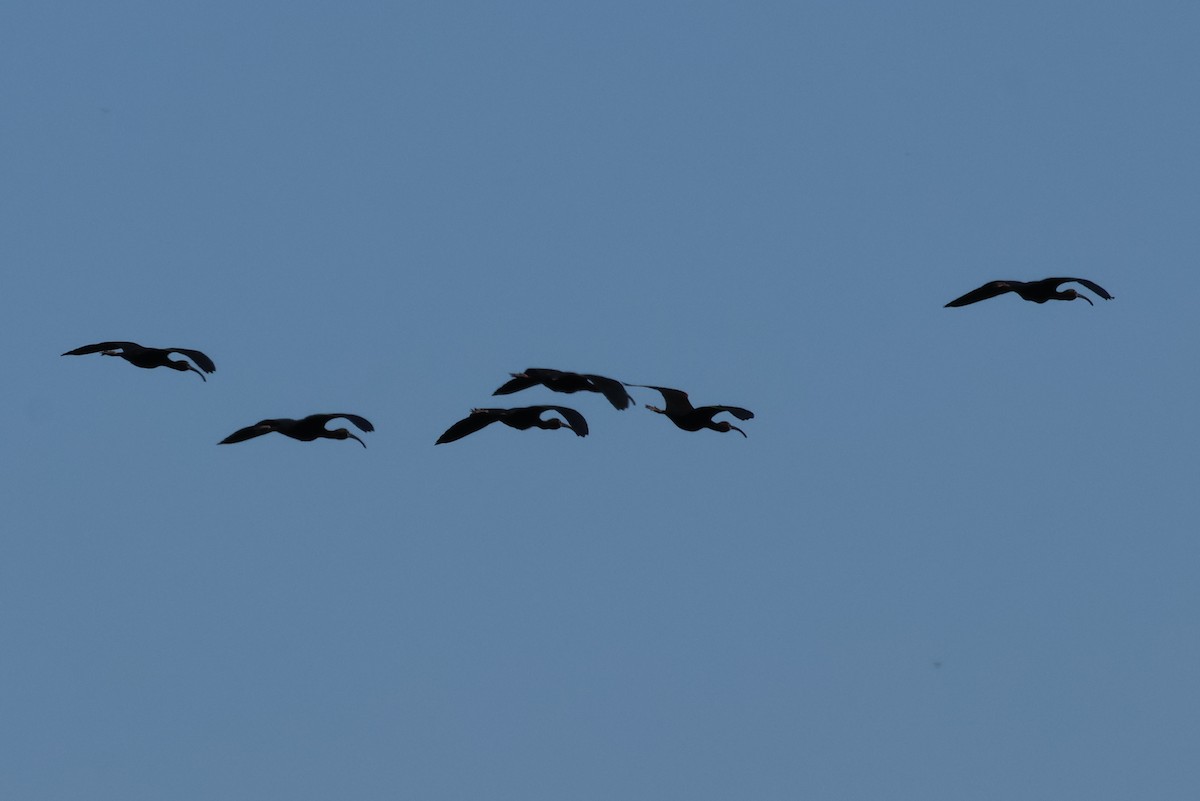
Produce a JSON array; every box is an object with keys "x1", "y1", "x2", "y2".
[
  {"x1": 522, "y1": 368, "x2": 569, "y2": 382},
  {"x1": 309, "y1": 413, "x2": 374, "y2": 433},
  {"x1": 631, "y1": 385, "x2": 694, "y2": 414},
  {"x1": 1048, "y1": 277, "x2": 1114, "y2": 300},
  {"x1": 62, "y1": 341, "x2": 141, "y2": 356},
  {"x1": 584, "y1": 374, "x2": 634, "y2": 409},
  {"x1": 170, "y1": 348, "x2": 216, "y2": 373},
  {"x1": 705, "y1": 405, "x2": 754, "y2": 421},
  {"x1": 436, "y1": 410, "x2": 499, "y2": 444},
  {"x1": 944, "y1": 281, "x2": 1017, "y2": 307},
  {"x1": 541, "y1": 405, "x2": 589, "y2": 437},
  {"x1": 492, "y1": 374, "x2": 540, "y2": 396},
  {"x1": 219, "y1": 422, "x2": 274, "y2": 444}
]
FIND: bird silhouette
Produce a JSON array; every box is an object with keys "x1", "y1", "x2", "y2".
[
  {"x1": 62, "y1": 341, "x2": 216, "y2": 381},
  {"x1": 630, "y1": 385, "x2": 754, "y2": 437},
  {"x1": 219, "y1": 414, "x2": 374, "y2": 448},
  {"x1": 492, "y1": 368, "x2": 635, "y2": 410},
  {"x1": 436, "y1": 405, "x2": 588, "y2": 444},
  {"x1": 945, "y1": 278, "x2": 1113, "y2": 307}
]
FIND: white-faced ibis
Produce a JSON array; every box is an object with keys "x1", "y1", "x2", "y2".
[
  {"x1": 945, "y1": 278, "x2": 1114, "y2": 307},
  {"x1": 631, "y1": 385, "x2": 754, "y2": 437},
  {"x1": 492, "y1": 368, "x2": 635, "y2": 410},
  {"x1": 62, "y1": 341, "x2": 216, "y2": 380},
  {"x1": 436, "y1": 405, "x2": 588, "y2": 444},
  {"x1": 219, "y1": 414, "x2": 374, "y2": 448}
]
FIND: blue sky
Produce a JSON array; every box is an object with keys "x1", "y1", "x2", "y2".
[{"x1": 3, "y1": 2, "x2": 1199, "y2": 798}]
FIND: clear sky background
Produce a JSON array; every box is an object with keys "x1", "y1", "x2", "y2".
[{"x1": 3, "y1": 2, "x2": 1199, "y2": 798}]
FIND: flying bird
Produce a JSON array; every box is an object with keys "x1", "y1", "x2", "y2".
[
  {"x1": 630, "y1": 385, "x2": 754, "y2": 437},
  {"x1": 493, "y1": 368, "x2": 635, "y2": 410},
  {"x1": 436, "y1": 405, "x2": 588, "y2": 444},
  {"x1": 62, "y1": 341, "x2": 216, "y2": 381},
  {"x1": 945, "y1": 278, "x2": 1114, "y2": 307},
  {"x1": 219, "y1": 414, "x2": 374, "y2": 448}
]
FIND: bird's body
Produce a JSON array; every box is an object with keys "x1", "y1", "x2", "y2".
[
  {"x1": 945, "y1": 278, "x2": 1113, "y2": 307},
  {"x1": 631, "y1": 385, "x2": 753, "y2": 437},
  {"x1": 436, "y1": 405, "x2": 588, "y2": 444},
  {"x1": 220, "y1": 414, "x2": 374, "y2": 447},
  {"x1": 493, "y1": 368, "x2": 635, "y2": 410},
  {"x1": 62, "y1": 341, "x2": 216, "y2": 380}
]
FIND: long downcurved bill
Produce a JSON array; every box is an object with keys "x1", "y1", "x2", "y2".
[{"x1": 347, "y1": 432, "x2": 367, "y2": 448}]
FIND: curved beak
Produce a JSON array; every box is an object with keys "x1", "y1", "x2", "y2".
[
  {"x1": 189, "y1": 365, "x2": 208, "y2": 381},
  {"x1": 730, "y1": 424, "x2": 747, "y2": 438},
  {"x1": 1079, "y1": 294, "x2": 1094, "y2": 306},
  {"x1": 348, "y1": 433, "x2": 367, "y2": 448}
]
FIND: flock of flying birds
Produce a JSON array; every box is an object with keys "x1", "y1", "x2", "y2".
[{"x1": 61, "y1": 277, "x2": 1112, "y2": 448}]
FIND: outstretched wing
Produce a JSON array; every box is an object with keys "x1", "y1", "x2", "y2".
[
  {"x1": 62, "y1": 341, "x2": 139, "y2": 356},
  {"x1": 521, "y1": 368, "x2": 569, "y2": 382},
  {"x1": 169, "y1": 348, "x2": 216, "y2": 373},
  {"x1": 584, "y1": 374, "x2": 634, "y2": 410},
  {"x1": 542, "y1": 405, "x2": 589, "y2": 437},
  {"x1": 629, "y1": 384, "x2": 692, "y2": 413},
  {"x1": 493, "y1": 374, "x2": 541, "y2": 396},
  {"x1": 309, "y1": 413, "x2": 375, "y2": 433},
  {"x1": 1049, "y1": 277, "x2": 1114, "y2": 300},
  {"x1": 219, "y1": 422, "x2": 274, "y2": 444},
  {"x1": 705, "y1": 405, "x2": 754, "y2": 421},
  {"x1": 944, "y1": 281, "x2": 1017, "y2": 307},
  {"x1": 436, "y1": 410, "x2": 498, "y2": 444}
]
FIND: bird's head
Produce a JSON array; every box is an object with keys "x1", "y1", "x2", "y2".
[
  {"x1": 645, "y1": 404, "x2": 665, "y2": 415},
  {"x1": 332, "y1": 428, "x2": 367, "y2": 447},
  {"x1": 715, "y1": 421, "x2": 747, "y2": 437},
  {"x1": 1067, "y1": 290, "x2": 1094, "y2": 306},
  {"x1": 541, "y1": 418, "x2": 565, "y2": 430}
]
